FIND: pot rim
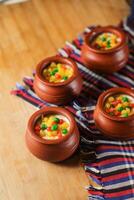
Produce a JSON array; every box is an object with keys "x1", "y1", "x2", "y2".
[
  {"x1": 35, "y1": 56, "x2": 79, "y2": 87},
  {"x1": 84, "y1": 26, "x2": 127, "y2": 54},
  {"x1": 98, "y1": 87, "x2": 134, "y2": 122},
  {"x1": 27, "y1": 107, "x2": 76, "y2": 144}
]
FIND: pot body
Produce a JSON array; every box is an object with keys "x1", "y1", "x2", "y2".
[
  {"x1": 34, "y1": 74, "x2": 82, "y2": 104},
  {"x1": 81, "y1": 26, "x2": 129, "y2": 74},
  {"x1": 81, "y1": 44, "x2": 129, "y2": 73},
  {"x1": 25, "y1": 107, "x2": 80, "y2": 162},
  {"x1": 25, "y1": 125, "x2": 79, "y2": 162},
  {"x1": 33, "y1": 56, "x2": 83, "y2": 105},
  {"x1": 93, "y1": 87, "x2": 134, "y2": 140},
  {"x1": 94, "y1": 107, "x2": 134, "y2": 139}
]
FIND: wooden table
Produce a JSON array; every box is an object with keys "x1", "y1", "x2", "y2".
[{"x1": 0, "y1": 0, "x2": 129, "y2": 199}]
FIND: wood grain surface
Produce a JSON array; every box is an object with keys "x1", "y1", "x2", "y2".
[{"x1": 0, "y1": 0, "x2": 129, "y2": 200}]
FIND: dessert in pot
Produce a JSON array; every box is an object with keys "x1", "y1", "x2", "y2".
[
  {"x1": 91, "y1": 32, "x2": 121, "y2": 50},
  {"x1": 33, "y1": 56, "x2": 83, "y2": 105},
  {"x1": 81, "y1": 26, "x2": 129, "y2": 73},
  {"x1": 25, "y1": 107, "x2": 80, "y2": 162},
  {"x1": 42, "y1": 62, "x2": 73, "y2": 83},
  {"x1": 34, "y1": 114, "x2": 70, "y2": 140},
  {"x1": 93, "y1": 87, "x2": 134, "y2": 139},
  {"x1": 104, "y1": 94, "x2": 134, "y2": 117}
]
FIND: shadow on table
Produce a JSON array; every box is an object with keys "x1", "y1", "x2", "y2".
[{"x1": 55, "y1": 150, "x2": 81, "y2": 168}]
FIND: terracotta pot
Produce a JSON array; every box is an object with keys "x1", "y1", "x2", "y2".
[
  {"x1": 94, "y1": 87, "x2": 134, "y2": 140},
  {"x1": 81, "y1": 26, "x2": 129, "y2": 73},
  {"x1": 33, "y1": 56, "x2": 83, "y2": 105},
  {"x1": 25, "y1": 107, "x2": 80, "y2": 162}
]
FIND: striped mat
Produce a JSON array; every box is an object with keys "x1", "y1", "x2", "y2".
[{"x1": 11, "y1": 22, "x2": 134, "y2": 200}]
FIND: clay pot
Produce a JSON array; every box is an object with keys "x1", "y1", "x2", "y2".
[
  {"x1": 25, "y1": 107, "x2": 80, "y2": 162},
  {"x1": 81, "y1": 26, "x2": 129, "y2": 73},
  {"x1": 94, "y1": 87, "x2": 134, "y2": 140},
  {"x1": 33, "y1": 56, "x2": 83, "y2": 105}
]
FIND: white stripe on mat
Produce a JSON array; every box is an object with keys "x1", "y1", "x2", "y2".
[
  {"x1": 83, "y1": 81, "x2": 101, "y2": 93},
  {"x1": 81, "y1": 150, "x2": 95, "y2": 155},
  {"x1": 76, "y1": 111, "x2": 95, "y2": 124},
  {"x1": 96, "y1": 140, "x2": 134, "y2": 145},
  {"x1": 126, "y1": 65, "x2": 134, "y2": 73},
  {"x1": 1, "y1": 0, "x2": 28, "y2": 4},
  {"x1": 114, "y1": 72, "x2": 134, "y2": 86},
  {"x1": 84, "y1": 166, "x2": 100, "y2": 174},
  {"x1": 75, "y1": 118, "x2": 99, "y2": 134},
  {"x1": 66, "y1": 41, "x2": 81, "y2": 55},
  {"x1": 101, "y1": 164, "x2": 134, "y2": 174},
  {"x1": 81, "y1": 136, "x2": 95, "y2": 144},
  {"x1": 104, "y1": 180, "x2": 134, "y2": 190},
  {"x1": 73, "y1": 103, "x2": 95, "y2": 111},
  {"x1": 84, "y1": 27, "x2": 92, "y2": 33},
  {"x1": 97, "y1": 151, "x2": 134, "y2": 159}
]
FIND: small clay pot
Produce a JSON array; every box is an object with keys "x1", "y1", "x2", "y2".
[
  {"x1": 81, "y1": 26, "x2": 129, "y2": 73},
  {"x1": 33, "y1": 56, "x2": 83, "y2": 105},
  {"x1": 25, "y1": 107, "x2": 80, "y2": 162},
  {"x1": 94, "y1": 87, "x2": 134, "y2": 140}
]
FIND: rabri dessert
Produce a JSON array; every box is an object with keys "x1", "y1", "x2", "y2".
[
  {"x1": 34, "y1": 114, "x2": 70, "y2": 140},
  {"x1": 91, "y1": 32, "x2": 121, "y2": 50},
  {"x1": 42, "y1": 62, "x2": 73, "y2": 83},
  {"x1": 104, "y1": 94, "x2": 134, "y2": 117}
]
